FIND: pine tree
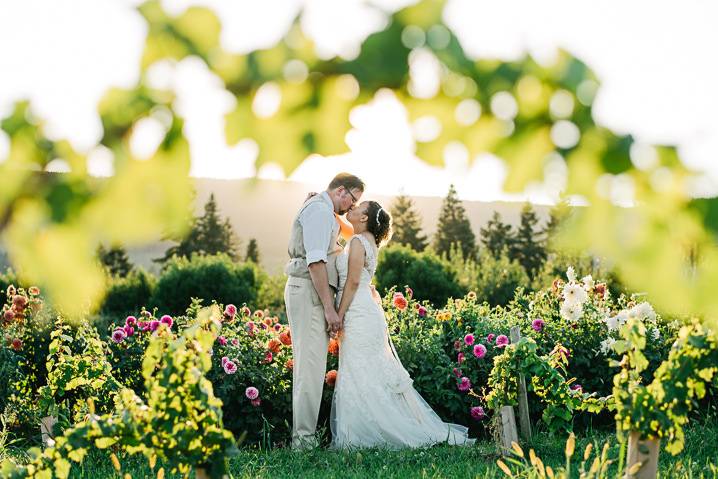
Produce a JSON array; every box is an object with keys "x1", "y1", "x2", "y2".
[
  {"x1": 245, "y1": 238, "x2": 260, "y2": 263},
  {"x1": 480, "y1": 211, "x2": 514, "y2": 258},
  {"x1": 512, "y1": 203, "x2": 547, "y2": 276},
  {"x1": 543, "y1": 198, "x2": 571, "y2": 241},
  {"x1": 433, "y1": 185, "x2": 476, "y2": 260},
  {"x1": 389, "y1": 193, "x2": 428, "y2": 251},
  {"x1": 157, "y1": 194, "x2": 240, "y2": 264},
  {"x1": 97, "y1": 244, "x2": 133, "y2": 277}
]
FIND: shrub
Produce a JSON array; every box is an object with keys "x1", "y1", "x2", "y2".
[
  {"x1": 471, "y1": 250, "x2": 530, "y2": 306},
  {"x1": 100, "y1": 269, "x2": 155, "y2": 317},
  {"x1": 375, "y1": 245, "x2": 464, "y2": 307},
  {"x1": 151, "y1": 254, "x2": 260, "y2": 316}
]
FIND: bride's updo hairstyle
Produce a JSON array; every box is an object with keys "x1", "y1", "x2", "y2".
[{"x1": 365, "y1": 201, "x2": 392, "y2": 247}]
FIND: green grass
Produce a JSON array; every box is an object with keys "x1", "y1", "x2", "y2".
[{"x1": 18, "y1": 418, "x2": 718, "y2": 478}]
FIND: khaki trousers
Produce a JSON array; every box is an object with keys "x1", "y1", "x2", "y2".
[{"x1": 285, "y1": 276, "x2": 331, "y2": 449}]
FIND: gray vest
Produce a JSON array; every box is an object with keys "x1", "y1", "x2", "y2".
[{"x1": 285, "y1": 193, "x2": 341, "y2": 289}]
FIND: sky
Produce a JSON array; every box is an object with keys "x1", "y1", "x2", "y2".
[{"x1": 0, "y1": 0, "x2": 716, "y2": 204}]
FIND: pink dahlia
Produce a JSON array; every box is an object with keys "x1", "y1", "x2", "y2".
[
  {"x1": 223, "y1": 360, "x2": 237, "y2": 374},
  {"x1": 273, "y1": 324, "x2": 282, "y2": 332},
  {"x1": 531, "y1": 318, "x2": 545, "y2": 332},
  {"x1": 418, "y1": 306, "x2": 427, "y2": 317},
  {"x1": 487, "y1": 333, "x2": 496, "y2": 343},
  {"x1": 231, "y1": 338, "x2": 239, "y2": 347},
  {"x1": 405, "y1": 287, "x2": 413, "y2": 299},
  {"x1": 452, "y1": 368, "x2": 461, "y2": 377},
  {"x1": 470, "y1": 406, "x2": 486, "y2": 421},
  {"x1": 224, "y1": 304, "x2": 237, "y2": 317},
  {"x1": 221, "y1": 356, "x2": 230, "y2": 366},
  {"x1": 251, "y1": 398, "x2": 261, "y2": 407},
  {"x1": 111, "y1": 329, "x2": 126, "y2": 343},
  {"x1": 458, "y1": 377, "x2": 471, "y2": 392},
  {"x1": 160, "y1": 315, "x2": 173, "y2": 328},
  {"x1": 263, "y1": 351, "x2": 273, "y2": 363},
  {"x1": 495, "y1": 335, "x2": 509, "y2": 348},
  {"x1": 570, "y1": 383, "x2": 583, "y2": 392},
  {"x1": 123, "y1": 325, "x2": 135, "y2": 337},
  {"x1": 218, "y1": 336, "x2": 228, "y2": 346},
  {"x1": 473, "y1": 344, "x2": 487, "y2": 359},
  {"x1": 453, "y1": 340, "x2": 462, "y2": 351},
  {"x1": 4, "y1": 310, "x2": 15, "y2": 322},
  {"x1": 464, "y1": 334, "x2": 475, "y2": 346},
  {"x1": 125, "y1": 316, "x2": 137, "y2": 327},
  {"x1": 457, "y1": 352, "x2": 465, "y2": 364},
  {"x1": 245, "y1": 386, "x2": 260, "y2": 400},
  {"x1": 138, "y1": 321, "x2": 149, "y2": 332},
  {"x1": 149, "y1": 320, "x2": 160, "y2": 332}
]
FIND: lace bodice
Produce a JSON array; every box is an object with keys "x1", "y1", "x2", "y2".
[{"x1": 336, "y1": 234, "x2": 377, "y2": 291}]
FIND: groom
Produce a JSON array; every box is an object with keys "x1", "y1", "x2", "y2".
[{"x1": 284, "y1": 172, "x2": 365, "y2": 449}]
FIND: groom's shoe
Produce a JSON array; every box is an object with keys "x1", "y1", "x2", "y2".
[{"x1": 291, "y1": 434, "x2": 319, "y2": 451}]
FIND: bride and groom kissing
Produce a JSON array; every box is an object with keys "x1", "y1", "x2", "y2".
[{"x1": 284, "y1": 172, "x2": 474, "y2": 450}]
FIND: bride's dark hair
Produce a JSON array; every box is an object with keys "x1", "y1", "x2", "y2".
[{"x1": 365, "y1": 201, "x2": 392, "y2": 247}]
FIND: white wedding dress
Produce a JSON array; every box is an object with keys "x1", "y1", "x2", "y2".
[{"x1": 330, "y1": 234, "x2": 474, "y2": 449}]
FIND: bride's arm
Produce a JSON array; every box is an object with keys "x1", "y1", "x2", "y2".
[{"x1": 337, "y1": 238, "x2": 365, "y2": 321}]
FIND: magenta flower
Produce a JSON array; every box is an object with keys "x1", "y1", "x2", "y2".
[
  {"x1": 138, "y1": 321, "x2": 149, "y2": 332},
  {"x1": 458, "y1": 377, "x2": 471, "y2": 392},
  {"x1": 264, "y1": 351, "x2": 273, "y2": 363},
  {"x1": 531, "y1": 318, "x2": 545, "y2": 332},
  {"x1": 224, "y1": 304, "x2": 237, "y2": 317},
  {"x1": 231, "y1": 338, "x2": 239, "y2": 347},
  {"x1": 125, "y1": 316, "x2": 137, "y2": 327},
  {"x1": 453, "y1": 340, "x2": 462, "y2": 351},
  {"x1": 457, "y1": 352, "x2": 465, "y2": 364},
  {"x1": 487, "y1": 333, "x2": 496, "y2": 343},
  {"x1": 223, "y1": 360, "x2": 237, "y2": 374},
  {"x1": 160, "y1": 315, "x2": 173, "y2": 328},
  {"x1": 452, "y1": 368, "x2": 461, "y2": 377},
  {"x1": 111, "y1": 329, "x2": 126, "y2": 343},
  {"x1": 496, "y1": 335, "x2": 509, "y2": 348},
  {"x1": 470, "y1": 406, "x2": 486, "y2": 421},
  {"x1": 251, "y1": 398, "x2": 261, "y2": 407},
  {"x1": 245, "y1": 386, "x2": 259, "y2": 400},
  {"x1": 418, "y1": 306, "x2": 427, "y2": 317},
  {"x1": 123, "y1": 325, "x2": 135, "y2": 337},
  {"x1": 464, "y1": 334, "x2": 475, "y2": 346},
  {"x1": 218, "y1": 336, "x2": 227, "y2": 346},
  {"x1": 273, "y1": 324, "x2": 282, "y2": 332},
  {"x1": 405, "y1": 287, "x2": 413, "y2": 298},
  {"x1": 473, "y1": 344, "x2": 487, "y2": 359},
  {"x1": 221, "y1": 356, "x2": 230, "y2": 366},
  {"x1": 260, "y1": 323, "x2": 268, "y2": 330},
  {"x1": 246, "y1": 321, "x2": 256, "y2": 331},
  {"x1": 149, "y1": 320, "x2": 160, "y2": 332},
  {"x1": 570, "y1": 383, "x2": 583, "y2": 392},
  {"x1": 241, "y1": 306, "x2": 251, "y2": 317}
]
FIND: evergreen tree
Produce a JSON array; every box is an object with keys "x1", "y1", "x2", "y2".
[
  {"x1": 157, "y1": 193, "x2": 240, "y2": 264},
  {"x1": 512, "y1": 203, "x2": 547, "y2": 276},
  {"x1": 389, "y1": 193, "x2": 428, "y2": 251},
  {"x1": 433, "y1": 185, "x2": 476, "y2": 259},
  {"x1": 543, "y1": 198, "x2": 572, "y2": 242},
  {"x1": 245, "y1": 238, "x2": 260, "y2": 263},
  {"x1": 97, "y1": 244, "x2": 133, "y2": 277},
  {"x1": 480, "y1": 211, "x2": 514, "y2": 258}
]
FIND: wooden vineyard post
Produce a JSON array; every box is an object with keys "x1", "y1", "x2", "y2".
[{"x1": 510, "y1": 326, "x2": 532, "y2": 442}]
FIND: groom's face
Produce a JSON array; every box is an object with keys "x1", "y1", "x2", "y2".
[{"x1": 336, "y1": 186, "x2": 362, "y2": 215}]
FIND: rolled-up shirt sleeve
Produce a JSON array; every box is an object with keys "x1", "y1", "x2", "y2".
[{"x1": 299, "y1": 203, "x2": 335, "y2": 265}]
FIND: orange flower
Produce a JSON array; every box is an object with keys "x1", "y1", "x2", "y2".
[
  {"x1": 328, "y1": 338, "x2": 340, "y2": 357},
  {"x1": 267, "y1": 339, "x2": 282, "y2": 354},
  {"x1": 279, "y1": 331, "x2": 292, "y2": 346},
  {"x1": 393, "y1": 294, "x2": 408, "y2": 311},
  {"x1": 264, "y1": 318, "x2": 273, "y2": 326},
  {"x1": 325, "y1": 369, "x2": 337, "y2": 386},
  {"x1": 285, "y1": 359, "x2": 294, "y2": 370}
]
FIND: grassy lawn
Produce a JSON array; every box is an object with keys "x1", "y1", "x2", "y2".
[{"x1": 12, "y1": 418, "x2": 717, "y2": 478}]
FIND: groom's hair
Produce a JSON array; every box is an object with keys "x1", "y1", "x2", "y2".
[{"x1": 328, "y1": 173, "x2": 365, "y2": 193}]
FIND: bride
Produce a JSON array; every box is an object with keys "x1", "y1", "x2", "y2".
[{"x1": 331, "y1": 200, "x2": 474, "y2": 449}]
